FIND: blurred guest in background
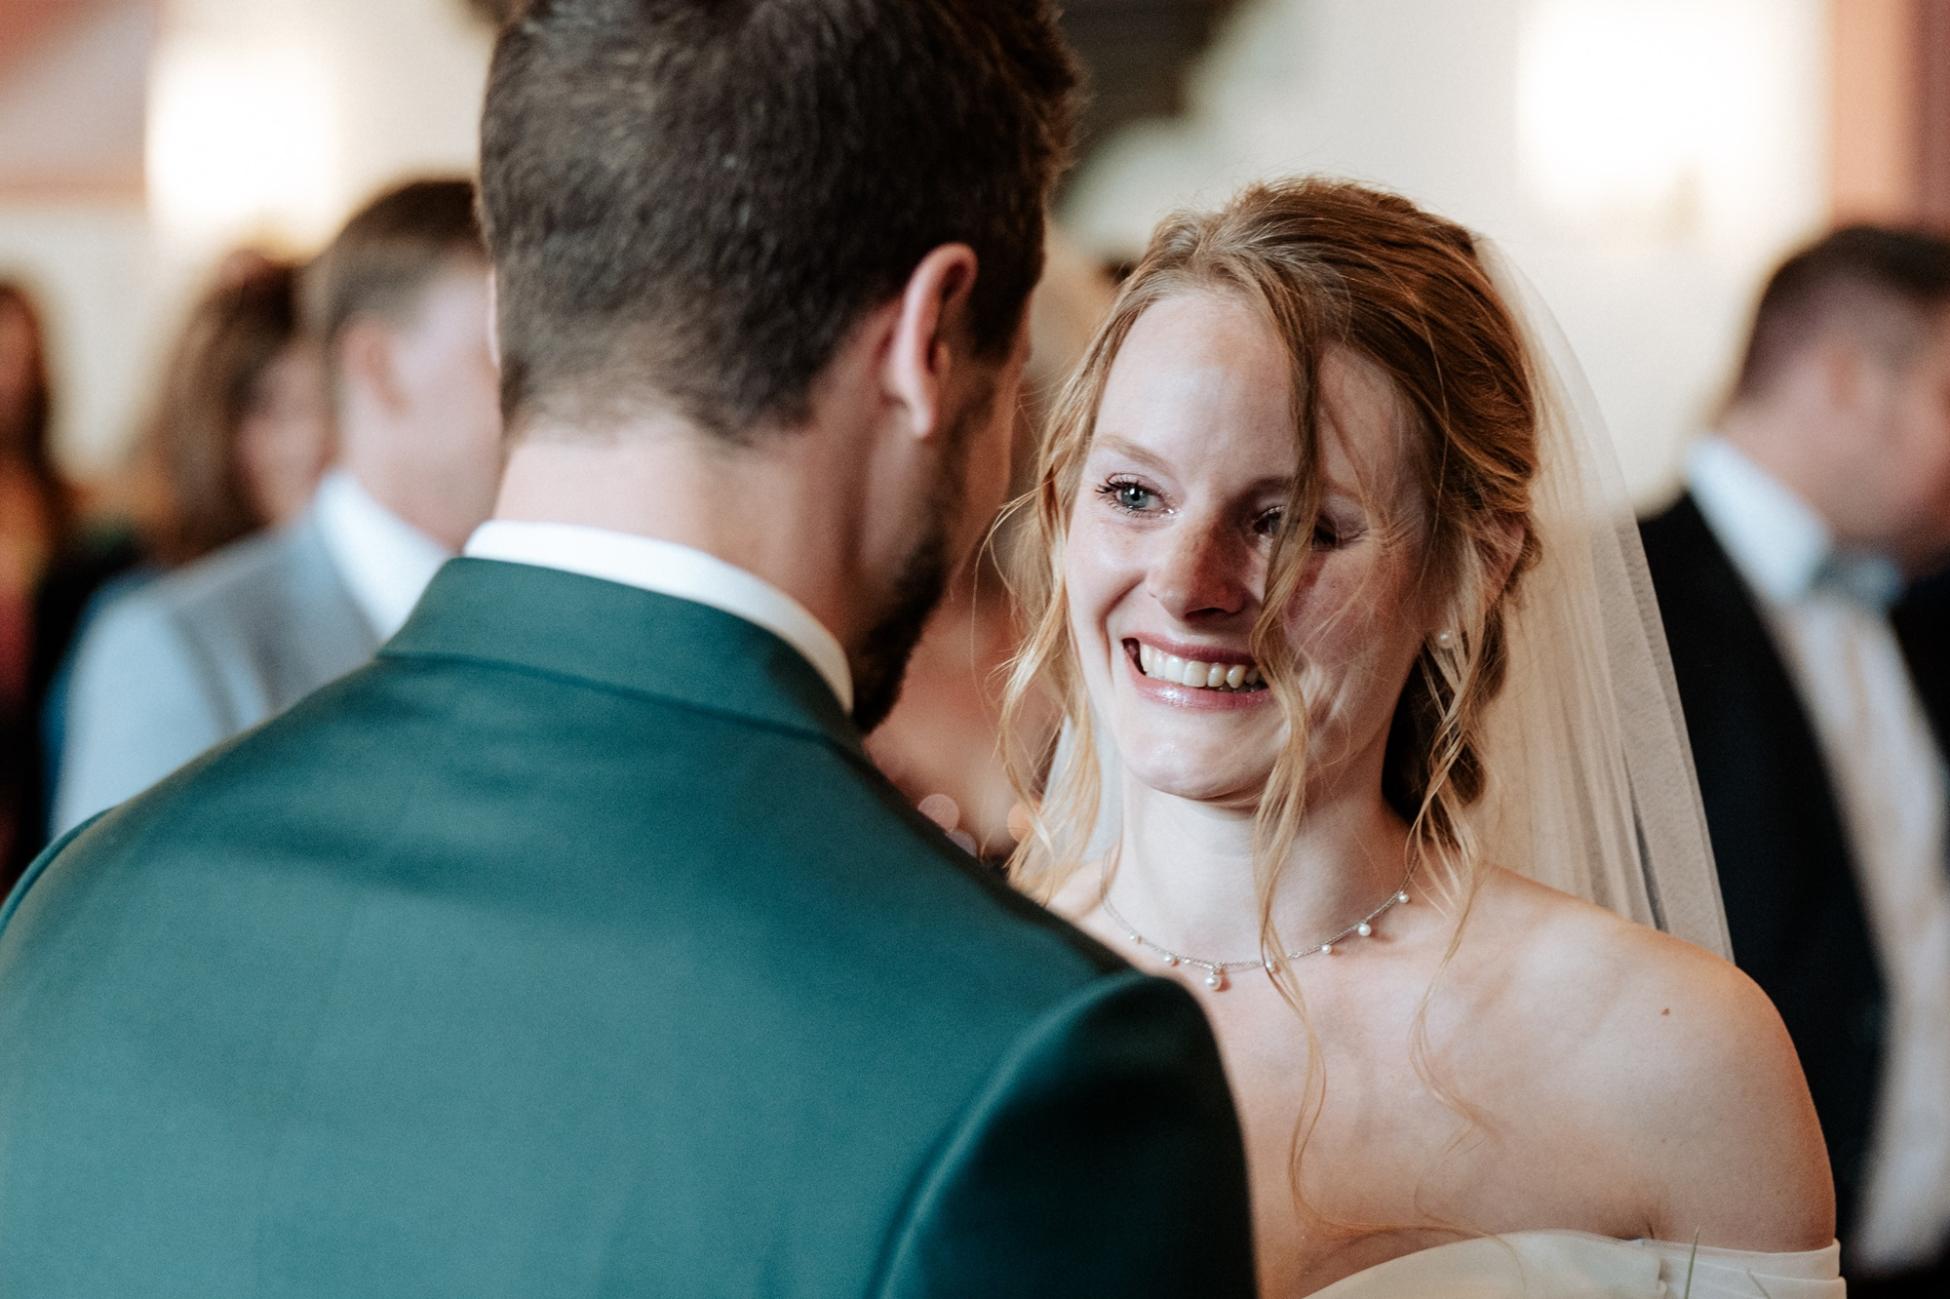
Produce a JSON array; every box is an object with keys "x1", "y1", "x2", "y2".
[
  {"x1": 0, "y1": 282, "x2": 71, "y2": 870},
  {"x1": 867, "y1": 233, "x2": 1114, "y2": 861},
  {"x1": 6, "y1": 256, "x2": 331, "y2": 885},
  {"x1": 137, "y1": 254, "x2": 331, "y2": 566},
  {"x1": 52, "y1": 178, "x2": 499, "y2": 834},
  {"x1": 1641, "y1": 225, "x2": 1950, "y2": 1294}
]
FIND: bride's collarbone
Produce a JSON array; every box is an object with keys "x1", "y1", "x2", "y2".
[
  {"x1": 1215, "y1": 885, "x2": 1724, "y2": 1258},
  {"x1": 1223, "y1": 881, "x2": 1828, "y2": 1268}
]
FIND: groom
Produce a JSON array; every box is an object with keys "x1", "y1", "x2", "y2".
[{"x1": 0, "y1": 2, "x2": 1255, "y2": 1295}]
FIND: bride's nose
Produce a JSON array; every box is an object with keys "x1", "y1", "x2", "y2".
[{"x1": 1146, "y1": 519, "x2": 1253, "y2": 621}]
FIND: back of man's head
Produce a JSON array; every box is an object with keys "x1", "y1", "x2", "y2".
[
  {"x1": 303, "y1": 179, "x2": 502, "y2": 548},
  {"x1": 1731, "y1": 225, "x2": 1950, "y2": 409},
  {"x1": 304, "y1": 178, "x2": 486, "y2": 393},
  {"x1": 479, "y1": 0, "x2": 1080, "y2": 443},
  {"x1": 1727, "y1": 224, "x2": 1950, "y2": 572}
]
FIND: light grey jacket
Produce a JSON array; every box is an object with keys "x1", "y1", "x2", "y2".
[{"x1": 53, "y1": 511, "x2": 379, "y2": 833}]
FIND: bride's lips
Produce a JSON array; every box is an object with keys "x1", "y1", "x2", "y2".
[{"x1": 1120, "y1": 637, "x2": 1274, "y2": 713}]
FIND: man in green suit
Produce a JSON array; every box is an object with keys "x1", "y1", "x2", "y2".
[{"x1": 0, "y1": 2, "x2": 1256, "y2": 1295}]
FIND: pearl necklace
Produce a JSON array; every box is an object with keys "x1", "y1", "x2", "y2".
[{"x1": 1099, "y1": 876, "x2": 1415, "y2": 991}]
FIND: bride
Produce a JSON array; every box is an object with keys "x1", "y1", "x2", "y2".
[{"x1": 1002, "y1": 178, "x2": 1843, "y2": 1296}]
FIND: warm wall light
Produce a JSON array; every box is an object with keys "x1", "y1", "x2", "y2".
[
  {"x1": 1518, "y1": 0, "x2": 1780, "y2": 239},
  {"x1": 1519, "y1": 0, "x2": 1699, "y2": 233},
  {"x1": 146, "y1": 34, "x2": 340, "y2": 254}
]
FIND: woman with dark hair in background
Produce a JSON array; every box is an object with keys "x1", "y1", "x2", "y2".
[
  {"x1": 6, "y1": 255, "x2": 328, "y2": 884},
  {"x1": 130, "y1": 254, "x2": 330, "y2": 565},
  {"x1": 0, "y1": 282, "x2": 70, "y2": 870}
]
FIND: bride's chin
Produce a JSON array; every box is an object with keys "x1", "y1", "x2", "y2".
[{"x1": 1123, "y1": 757, "x2": 1273, "y2": 808}]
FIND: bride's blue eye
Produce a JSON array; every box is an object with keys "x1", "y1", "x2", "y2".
[{"x1": 1097, "y1": 478, "x2": 1159, "y2": 514}]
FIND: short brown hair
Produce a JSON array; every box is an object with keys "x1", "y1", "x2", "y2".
[
  {"x1": 1733, "y1": 224, "x2": 1950, "y2": 404},
  {"x1": 303, "y1": 178, "x2": 484, "y2": 360},
  {"x1": 479, "y1": 0, "x2": 1080, "y2": 442}
]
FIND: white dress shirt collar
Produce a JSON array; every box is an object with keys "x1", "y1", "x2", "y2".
[
  {"x1": 461, "y1": 520, "x2": 854, "y2": 712},
  {"x1": 312, "y1": 470, "x2": 454, "y2": 640},
  {"x1": 1685, "y1": 437, "x2": 1833, "y2": 604},
  {"x1": 1686, "y1": 436, "x2": 1902, "y2": 609}
]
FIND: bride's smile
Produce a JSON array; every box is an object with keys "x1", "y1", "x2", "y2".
[
  {"x1": 1125, "y1": 636, "x2": 1266, "y2": 695},
  {"x1": 1064, "y1": 290, "x2": 1439, "y2": 807}
]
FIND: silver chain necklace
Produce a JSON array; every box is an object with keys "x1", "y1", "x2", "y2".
[{"x1": 1099, "y1": 874, "x2": 1415, "y2": 991}]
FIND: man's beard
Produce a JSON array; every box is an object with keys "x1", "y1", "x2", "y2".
[
  {"x1": 849, "y1": 507, "x2": 953, "y2": 734},
  {"x1": 848, "y1": 381, "x2": 996, "y2": 734}
]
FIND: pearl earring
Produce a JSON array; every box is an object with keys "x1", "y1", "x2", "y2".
[{"x1": 1434, "y1": 629, "x2": 1457, "y2": 649}]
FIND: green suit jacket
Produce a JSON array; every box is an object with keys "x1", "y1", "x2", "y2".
[{"x1": 0, "y1": 559, "x2": 1255, "y2": 1297}]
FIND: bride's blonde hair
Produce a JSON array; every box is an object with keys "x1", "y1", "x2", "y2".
[{"x1": 1001, "y1": 177, "x2": 1543, "y2": 1226}]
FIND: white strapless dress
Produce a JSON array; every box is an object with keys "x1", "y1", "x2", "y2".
[{"x1": 1309, "y1": 1231, "x2": 1843, "y2": 1298}]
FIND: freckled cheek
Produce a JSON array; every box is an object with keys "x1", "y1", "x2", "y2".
[
  {"x1": 1277, "y1": 560, "x2": 1425, "y2": 696},
  {"x1": 1279, "y1": 566, "x2": 1370, "y2": 664},
  {"x1": 1064, "y1": 518, "x2": 1147, "y2": 638}
]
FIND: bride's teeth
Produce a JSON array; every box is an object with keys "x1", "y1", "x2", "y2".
[{"x1": 1133, "y1": 644, "x2": 1262, "y2": 689}]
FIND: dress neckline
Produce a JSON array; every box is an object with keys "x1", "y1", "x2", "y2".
[{"x1": 1306, "y1": 1229, "x2": 1842, "y2": 1298}]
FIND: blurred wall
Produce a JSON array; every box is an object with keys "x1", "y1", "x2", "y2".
[
  {"x1": 0, "y1": 0, "x2": 491, "y2": 482},
  {"x1": 1060, "y1": 0, "x2": 1832, "y2": 503},
  {"x1": 0, "y1": 0, "x2": 1841, "y2": 498}
]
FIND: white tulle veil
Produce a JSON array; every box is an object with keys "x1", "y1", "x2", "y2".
[
  {"x1": 1467, "y1": 242, "x2": 1728, "y2": 957},
  {"x1": 1059, "y1": 239, "x2": 1731, "y2": 960}
]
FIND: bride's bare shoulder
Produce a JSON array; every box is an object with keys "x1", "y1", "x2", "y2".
[{"x1": 1467, "y1": 869, "x2": 1835, "y2": 1249}]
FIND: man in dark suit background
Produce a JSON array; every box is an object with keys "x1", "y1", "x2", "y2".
[
  {"x1": 0, "y1": 3, "x2": 1256, "y2": 1295},
  {"x1": 1641, "y1": 227, "x2": 1950, "y2": 1295}
]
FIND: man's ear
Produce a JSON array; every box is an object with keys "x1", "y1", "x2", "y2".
[
  {"x1": 338, "y1": 317, "x2": 406, "y2": 413},
  {"x1": 882, "y1": 243, "x2": 980, "y2": 442},
  {"x1": 1816, "y1": 333, "x2": 1900, "y2": 421}
]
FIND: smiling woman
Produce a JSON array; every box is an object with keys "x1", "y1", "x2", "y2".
[
  {"x1": 1001, "y1": 178, "x2": 1842, "y2": 1297},
  {"x1": 1069, "y1": 303, "x2": 1444, "y2": 806}
]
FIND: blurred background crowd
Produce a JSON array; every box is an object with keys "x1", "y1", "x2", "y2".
[{"x1": 4, "y1": 0, "x2": 1950, "y2": 1289}]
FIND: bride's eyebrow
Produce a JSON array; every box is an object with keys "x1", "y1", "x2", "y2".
[
  {"x1": 1089, "y1": 436, "x2": 1295, "y2": 490},
  {"x1": 1088, "y1": 434, "x2": 1173, "y2": 473}
]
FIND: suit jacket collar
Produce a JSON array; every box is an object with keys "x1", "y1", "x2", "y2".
[
  {"x1": 1892, "y1": 570, "x2": 1950, "y2": 756},
  {"x1": 462, "y1": 520, "x2": 852, "y2": 712},
  {"x1": 381, "y1": 557, "x2": 865, "y2": 758}
]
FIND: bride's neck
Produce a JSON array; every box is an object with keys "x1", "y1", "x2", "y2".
[{"x1": 1105, "y1": 775, "x2": 1410, "y2": 959}]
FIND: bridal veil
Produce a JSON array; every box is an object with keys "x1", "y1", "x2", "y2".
[{"x1": 1468, "y1": 243, "x2": 1729, "y2": 958}]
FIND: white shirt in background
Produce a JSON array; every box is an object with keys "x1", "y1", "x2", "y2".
[
  {"x1": 462, "y1": 520, "x2": 853, "y2": 713},
  {"x1": 313, "y1": 469, "x2": 453, "y2": 640},
  {"x1": 1689, "y1": 435, "x2": 1950, "y2": 1271}
]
